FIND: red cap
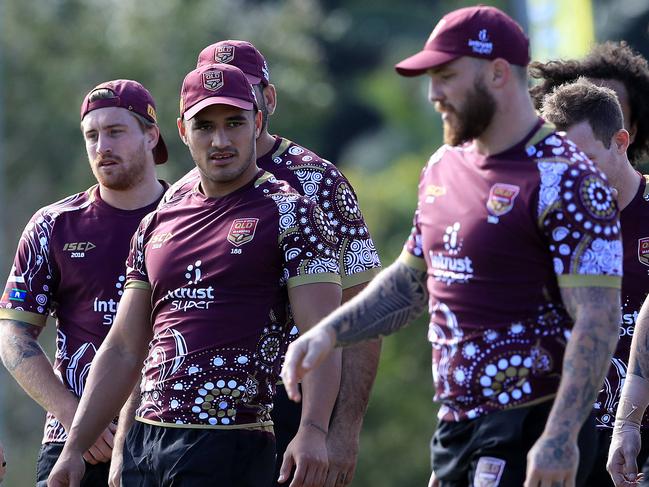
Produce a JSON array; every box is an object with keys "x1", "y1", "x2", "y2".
[
  {"x1": 196, "y1": 40, "x2": 270, "y2": 86},
  {"x1": 395, "y1": 5, "x2": 530, "y2": 76},
  {"x1": 80, "y1": 79, "x2": 168, "y2": 164},
  {"x1": 180, "y1": 64, "x2": 258, "y2": 120}
]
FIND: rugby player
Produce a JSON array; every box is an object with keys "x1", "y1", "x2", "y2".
[
  {"x1": 0, "y1": 79, "x2": 168, "y2": 486},
  {"x1": 541, "y1": 79, "x2": 649, "y2": 487},
  {"x1": 47, "y1": 64, "x2": 342, "y2": 487},
  {"x1": 281, "y1": 5, "x2": 623, "y2": 487}
]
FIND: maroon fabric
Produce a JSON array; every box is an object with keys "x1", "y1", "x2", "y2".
[
  {"x1": 595, "y1": 175, "x2": 649, "y2": 429},
  {"x1": 395, "y1": 5, "x2": 530, "y2": 76},
  {"x1": 0, "y1": 185, "x2": 164, "y2": 443},
  {"x1": 180, "y1": 64, "x2": 257, "y2": 120},
  {"x1": 80, "y1": 79, "x2": 168, "y2": 164},
  {"x1": 196, "y1": 40, "x2": 270, "y2": 86},
  {"x1": 402, "y1": 122, "x2": 622, "y2": 421},
  {"x1": 126, "y1": 171, "x2": 340, "y2": 427}
]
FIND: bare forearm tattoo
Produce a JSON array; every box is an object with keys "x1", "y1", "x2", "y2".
[
  {"x1": 0, "y1": 320, "x2": 44, "y2": 372},
  {"x1": 627, "y1": 295, "x2": 649, "y2": 379},
  {"x1": 553, "y1": 287, "x2": 620, "y2": 429},
  {"x1": 327, "y1": 261, "x2": 428, "y2": 347}
]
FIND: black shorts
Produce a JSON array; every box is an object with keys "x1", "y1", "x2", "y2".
[
  {"x1": 36, "y1": 442, "x2": 110, "y2": 487},
  {"x1": 584, "y1": 427, "x2": 649, "y2": 487},
  {"x1": 122, "y1": 421, "x2": 276, "y2": 487},
  {"x1": 271, "y1": 383, "x2": 302, "y2": 487},
  {"x1": 430, "y1": 400, "x2": 597, "y2": 487}
]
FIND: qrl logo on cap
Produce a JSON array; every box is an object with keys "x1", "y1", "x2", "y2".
[
  {"x1": 215, "y1": 45, "x2": 235, "y2": 64},
  {"x1": 227, "y1": 218, "x2": 259, "y2": 247},
  {"x1": 203, "y1": 70, "x2": 224, "y2": 92},
  {"x1": 638, "y1": 237, "x2": 649, "y2": 266}
]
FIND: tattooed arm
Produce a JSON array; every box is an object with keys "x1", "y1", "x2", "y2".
[
  {"x1": 524, "y1": 286, "x2": 620, "y2": 487},
  {"x1": 0, "y1": 319, "x2": 117, "y2": 464},
  {"x1": 281, "y1": 260, "x2": 428, "y2": 401},
  {"x1": 0, "y1": 320, "x2": 80, "y2": 430}
]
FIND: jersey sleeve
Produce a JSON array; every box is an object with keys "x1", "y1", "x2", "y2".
[
  {"x1": 319, "y1": 166, "x2": 382, "y2": 288},
  {"x1": 0, "y1": 209, "x2": 58, "y2": 326},
  {"x1": 276, "y1": 195, "x2": 341, "y2": 289},
  {"x1": 125, "y1": 212, "x2": 155, "y2": 291},
  {"x1": 536, "y1": 153, "x2": 622, "y2": 288},
  {"x1": 398, "y1": 165, "x2": 428, "y2": 272}
]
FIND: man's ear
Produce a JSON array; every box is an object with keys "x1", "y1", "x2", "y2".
[
  {"x1": 263, "y1": 84, "x2": 277, "y2": 116},
  {"x1": 177, "y1": 117, "x2": 189, "y2": 146},
  {"x1": 254, "y1": 110, "x2": 263, "y2": 138},
  {"x1": 489, "y1": 58, "x2": 511, "y2": 89},
  {"x1": 613, "y1": 128, "x2": 630, "y2": 154}
]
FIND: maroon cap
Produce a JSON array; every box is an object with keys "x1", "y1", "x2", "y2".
[
  {"x1": 196, "y1": 40, "x2": 270, "y2": 86},
  {"x1": 180, "y1": 63, "x2": 258, "y2": 120},
  {"x1": 395, "y1": 5, "x2": 530, "y2": 76},
  {"x1": 80, "y1": 79, "x2": 168, "y2": 164}
]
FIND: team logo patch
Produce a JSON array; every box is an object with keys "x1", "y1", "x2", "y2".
[
  {"x1": 473, "y1": 456, "x2": 506, "y2": 487},
  {"x1": 6, "y1": 288, "x2": 27, "y2": 302},
  {"x1": 214, "y1": 45, "x2": 235, "y2": 63},
  {"x1": 486, "y1": 183, "x2": 520, "y2": 217},
  {"x1": 638, "y1": 237, "x2": 649, "y2": 266},
  {"x1": 203, "y1": 70, "x2": 223, "y2": 92},
  {"x1": 227, "y1": 218, "x2": 259, "y2": 247}
]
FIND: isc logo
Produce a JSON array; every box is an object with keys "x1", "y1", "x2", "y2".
[{"x1": 63, "y1": 242, "x2": 96, "y2": 258}]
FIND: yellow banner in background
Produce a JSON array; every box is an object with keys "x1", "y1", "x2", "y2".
[{"x1": 526, "y1": 0, "x2": 594, "y2": 61}]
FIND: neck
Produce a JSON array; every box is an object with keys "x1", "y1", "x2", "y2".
[
  {"x1": 199, "y1": 163, "x2": 260, "y2": 199},
  {"x1": 473, "y1": 89, "x2": 539, "y2": 156},
  {"x1": 613, "y1": 159, "x2": 641, "y2": 210},
  {"x1": 98, "y1": 176, "x2": 163, "y2": 210},
  {"x1": 256, "y1": 130, "x2": 276, "y2": 159}
]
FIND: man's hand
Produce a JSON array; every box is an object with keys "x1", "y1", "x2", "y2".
[
  {"x1": 278, "y1": 426, "x2": 328, "y2": 487},
  {"x1": 281, "y1": 326, "x2": 336, "y2": 402},
  {"x1": 524, "y1": 432, "x2": 579, "y2": 487},
  {"x1": 47, "y1": 449, "x2": 85, "y2": 487},
  {"x1": 607, "y1": 420, "x2": 644, "y2": 486},
  {"x1": 323, "y1": 429, "x2": 358, "y2": 487},
  {"x1": 82, "y1": 424, "x2": 116, "y2": 465}
]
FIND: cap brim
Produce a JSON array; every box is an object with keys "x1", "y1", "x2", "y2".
[
  {"x1": 395, "y1": 50, "x2": 460, "y2": 76},
  {"x1": 243, "y1": 73, "x2": 263, "y2": 85},
  {"x1": 183, "y1": 97, "x2": 255, "y2": 120},
  {"x1": 153, "y1": 134, "x2": 168, "y2": 165}
]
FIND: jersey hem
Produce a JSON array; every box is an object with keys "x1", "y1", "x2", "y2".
[
  {"x1": 0, "y1": 309, "x2": 46, "y2": 326},
  {"x1": 398, "y1": 248, "x2": 427, "y2": 272},
  {"x1": 557, "y1": 274, "x2": 621, "y2": 289},
  {"x1": 287, "y1": 273, "x2": 341, "y2": 289},
  {"x1": 135, "y1": 416, "x2": 274, "y2": 432},
  {"x1": 341, "y1": 267, "x2": 381, "y2": 289}
]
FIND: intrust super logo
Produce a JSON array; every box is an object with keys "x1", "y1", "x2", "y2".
[
  {"x1": 227, "y1": 218, "x2": 258, "y2": 247},
  {"x1": 162, "y1": 260, "x2": 215, "y2": 312},
  {"x1": 429, "y1": 222, "x2": 474, "y2": 285}
]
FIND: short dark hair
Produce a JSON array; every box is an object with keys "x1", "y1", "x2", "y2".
[
  {"x1": 529, "y1": 41, "x2": 649, "y2": 162},
  {"x1": 541, "y1": 78, "x2": 623, "y2": 149}
]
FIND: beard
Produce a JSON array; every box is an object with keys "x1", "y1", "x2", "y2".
[
  {"x1": 92, "y1": 141, "x2": 148, "y2": 191},
  {"x1": 442, "y1": 77, "x2": 496, "y2": 146}
]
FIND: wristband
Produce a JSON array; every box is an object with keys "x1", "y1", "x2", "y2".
[{"x1": 615, "y1": 374, "x2": 649, "y2": 426}]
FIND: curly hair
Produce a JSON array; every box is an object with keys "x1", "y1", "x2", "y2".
[{"x1": 529, "y1": 41, "x2": 649, "y2": 163}]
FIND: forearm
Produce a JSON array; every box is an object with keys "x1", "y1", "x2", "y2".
[
  {"x1": 325, "y1": 261, "x2": 428, "y2": 347},
  {"x1": 329, "y1": 339, "x2": 381, "y2": 435},
  {"x1": 113, "y1": 385, "x2": 140, "y2": 457},
  {"x1": 0, "y1": 320, "x2": 79, "y2": 429},
  {"x1": 65, "y1": 341, "x2": 145, "y2": 454},
  {"x1": 628, "y1": 296, "x2": 649, "y2": 379},
  {"x1": 300, "y1": 348, "x2": 342, "y2": 433},
  {"x1": 545, "y1": 294, "x2": 619, "y2": 439}
]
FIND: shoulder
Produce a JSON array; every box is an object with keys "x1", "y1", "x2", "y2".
[
  {"x1": 26, "y1": 187, "x2": 96, "y2": 229},
  {"x1": 160, "y1": 168, "x2": 200, "y2": 208}
]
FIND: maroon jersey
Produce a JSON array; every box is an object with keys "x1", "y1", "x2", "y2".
[
  {"x1": 0, "y1": 185, "x2": 164, "y2": 443},
  {"x1": 594, "y1": 174, "x2": 649, "y2": 429},
  {"x1": 400, "y1": 121, "x2": 622, "y2": 422},
  {"x1": 126, "y1": 170, "x2": 340, "y2": 428}
]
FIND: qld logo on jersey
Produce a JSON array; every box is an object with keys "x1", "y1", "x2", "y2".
[
  {"x1": 227, "y1": 218, "x2": 259, "y2": 247},
  {"x1": 486, "y1": 183, "x2": 520, "y2": 224},
  {"x1": 638, "y1": 237, "x2": 649, "y2": 267}
]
